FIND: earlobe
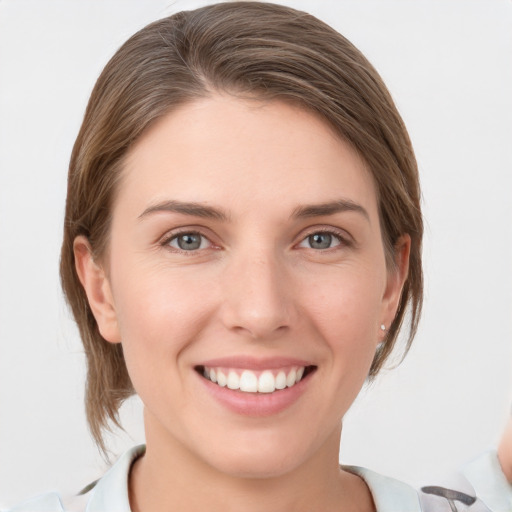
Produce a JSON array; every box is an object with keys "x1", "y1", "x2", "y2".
[
  {"x1": 73, "y1": 236, "x2": 121, "y2": 344},
  {"x1": 381, "y1": 234, "x2": 411, "y2": 329}
]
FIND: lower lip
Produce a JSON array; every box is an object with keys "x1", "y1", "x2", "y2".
[{"x1": 197, "y1": 371, "x2": 313, "y2": 417}]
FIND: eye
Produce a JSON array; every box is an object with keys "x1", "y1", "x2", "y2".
[
  {"x1": 298, "y1": 231, "x2": 342, "y2": 250},
  {"x1": 167, "y1": 232, "x2": 211, "y2": 251}
]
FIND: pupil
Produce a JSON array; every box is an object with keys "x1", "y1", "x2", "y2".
[
  {"x1": 310, "y1": 233, "x2": 331, "y2": 249},
  {"x1": 178, "y1": 233, "x2": 201, "y2": 250}
]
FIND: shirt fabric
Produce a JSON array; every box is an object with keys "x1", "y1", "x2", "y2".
[{"x1": 5, "y1": 445, "x2": 512, "y2": 512}]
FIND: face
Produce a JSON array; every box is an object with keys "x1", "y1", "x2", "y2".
[{"x1": 77, "y1": 95, "x2": 407, "y2": 478}]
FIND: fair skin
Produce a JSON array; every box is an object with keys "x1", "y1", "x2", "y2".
[
  {"x1": 74, "y1": 95, "x2": 410, "y2": 512},
  {"x1": 499, "y1": 417, "x2": 512, "y2": 483}
]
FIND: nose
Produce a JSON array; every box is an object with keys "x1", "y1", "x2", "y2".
[{"x1": 219, "y1": 250, "x2": 296, "y2": 340}]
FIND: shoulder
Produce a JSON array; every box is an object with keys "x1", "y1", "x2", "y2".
[
  {"x1": 3, "y1": 492, "x2": 65, "y2": 512},
  {"x1": 345, "y1": 464, "x2": 423, "y2": 512},
  {"x1": 3, "y1": 492, "x2": 92, "y2": 512},
  {"x1": 4, "y1": 448, "x2": 511, "y2": 512},
  {"x1": 3, "y1": 445, "x2": 145, "y2": 512},
  {"x1": 346, "y1": 450, "x2": 512, "y2": 512}
]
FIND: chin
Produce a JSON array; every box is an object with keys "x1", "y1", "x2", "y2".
[
  {"x1": 210, "y1": 449, "x2": 302, "y2": 480},
  {"x1": 197, "y1": 429, "x2": 315, "y2": 480}
]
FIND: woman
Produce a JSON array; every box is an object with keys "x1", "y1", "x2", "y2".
[{"x1": 5, "y1": 2, "x2": 511, "y2": 511}]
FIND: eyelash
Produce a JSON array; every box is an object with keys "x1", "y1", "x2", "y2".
[
  {"x1": 160, "y1": 230, "x2": 214, "y2": 254},
  {"x1": 297, "y1": 228, "x2": 351, "y2": 251},
  {"x1": 160, "y1": 227, "x2": 352, "y2": 254}
]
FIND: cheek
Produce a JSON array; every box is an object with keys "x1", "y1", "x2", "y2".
[
  {"x1": 110, "y1": 264, "x2": 216, "y2": 360},
  {"x1": 305, "y1": 267, "x2": 384, "y2": 335},
  {"x1": 301, "y1": 267, "x2": 384, "y2": 372},
  {"x1": 110, "y1": 267, "x2": 218, "y2": 412}
]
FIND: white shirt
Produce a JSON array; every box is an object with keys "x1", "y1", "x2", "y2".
[{"x1": 5, "y1": 446, "x2": 512, "y2": 512}]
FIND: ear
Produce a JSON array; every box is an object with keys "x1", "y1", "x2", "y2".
[
  {"x1": 73, "y1": 236, "x2": 121, "y2": 344},
  {"x1": 380, "y1": 234, "x2": 411, "y2": 333}
]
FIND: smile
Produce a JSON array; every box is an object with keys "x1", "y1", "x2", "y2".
[{"x1": 199, "y1": 366, "x2": 315, "y2": 393}]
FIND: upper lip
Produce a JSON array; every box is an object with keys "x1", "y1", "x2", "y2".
[{"x1": 196, "y1": 356, "x2": 314, "y2": 370}]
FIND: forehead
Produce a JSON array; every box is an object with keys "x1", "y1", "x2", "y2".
[{"x1": 119, "y1": 95, "x2": 378, "y2": 220}]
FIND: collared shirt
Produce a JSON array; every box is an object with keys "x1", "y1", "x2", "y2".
[{"x1": 5, "y1": 446, "x2": 512, "y2": 512}]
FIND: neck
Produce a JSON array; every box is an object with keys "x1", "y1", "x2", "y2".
[{"x1": 129, "y1": 413, "x2": 375, "y2": 512}]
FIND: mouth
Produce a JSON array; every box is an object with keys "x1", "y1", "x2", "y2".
[{"x1": 195, "y1": 365, "x2": 317, "y2": 394}]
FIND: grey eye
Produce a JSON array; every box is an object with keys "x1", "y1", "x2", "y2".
[
  {"x1": 298, "y1": 232, "x2": 342, "y2": 250},
  {"x1": 308, "y1": 233, "x2": 333, "y2": 249},
  {"x1": 170, "y1": 232, "x2": 205, "y2": 251}
]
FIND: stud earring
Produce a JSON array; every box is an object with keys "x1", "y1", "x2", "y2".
[{"x1": 380, "y1": 324, "x2": 386, "y2": 331}]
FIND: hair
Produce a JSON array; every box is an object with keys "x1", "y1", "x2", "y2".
[{"x1": 60, "y1": 1, "x2": 423, "y2": 452}]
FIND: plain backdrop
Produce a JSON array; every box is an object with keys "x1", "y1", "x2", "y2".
[{"x1": 0, "y1": 0, "x2": 511, "y2": 507}]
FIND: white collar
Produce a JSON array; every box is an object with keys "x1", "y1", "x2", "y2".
[
  {"x1": 84, "y1": 444, "x2": 422, "y2": 512},
  {"x1": 85, "y1": 444, "x2": 145, "y2": 512},
  {"x1": 462, "y1": 451, "x2": 512, "y2": 512},
  {"x1": 343, "y1": 464, "x2": 421, "y2": 512}
]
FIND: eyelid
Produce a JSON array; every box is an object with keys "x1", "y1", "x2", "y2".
[
  {"x1": 158, "y1": 226, "x2": 219, "y2": 253},
  {"x1": 156, "y1": 224, "x2": 354, "y2": 253},
  {"x1": 295, "y1": 225, "x2": 354, "y2": 249}
]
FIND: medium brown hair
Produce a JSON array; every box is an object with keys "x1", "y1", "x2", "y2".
[{"x1": 60, "y1": 1, "x2": 423, "y2": 451}]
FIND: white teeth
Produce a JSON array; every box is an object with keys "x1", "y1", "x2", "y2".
[
  {"x1": 227, "y1": 371, "x2": 240, "y2": 390},
  {"x1": 239, "y1": 370, "x2": 258, "y2": 392},
  {"x1": 258, "y1": 371, "x2": 275, "y2": 393},
  {"x1": 216, "y1": 370, "x2": 227, "y2": 387},
  {"x1": 275, "y1": 371, "x2": 287, "y2": 390},
  {"x1": 203, "y1": 366, "x2": 308, "y2": 393},
  {"x1": 286, "y1": 368, "x2": 297, "y2": 387}
]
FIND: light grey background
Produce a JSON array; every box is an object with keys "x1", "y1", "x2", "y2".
[{"x1": 0, "y1": 0, "x2": 511, "y2": 507}]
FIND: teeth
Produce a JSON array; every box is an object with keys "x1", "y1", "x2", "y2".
[
  {"x1": 202, "y1": 366, "x2": 308, "y2": 393},
  {"x1": 227, "y1": 371, "x2": 240, "y2": 390},
  {"x1": 258, "y1": 371, "x2": 275, "y2": 393},
  {"x1": 217, "y1": 370, "x2": 227, "y2": 387},
  {"x1": 239, "y1": 370, "x2": 258, "y2": 392},
  {"x1": 286, "y1": 368, "x2": 297, "y2": 387},
  {"x1": 275, "y1": 371, "x2": 286, "y2": 390}
]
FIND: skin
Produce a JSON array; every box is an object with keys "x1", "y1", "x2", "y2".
[
  {"x1": 74, "y1": 95, "x2": 410, "y2": 512},
  {"x1": 498, "y1": 416, "x2": 512, "y2": 483}
]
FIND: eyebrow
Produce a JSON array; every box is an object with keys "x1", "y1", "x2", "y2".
[
  {"x1": 138, "y1": 198, "x2": 369, "y2": 223},
  {"x1": 138, "y1": 200, "x2": 229, "y2": 221},
  {"x1": 291, "y1": 199, "x2": 370, "y2": 221}
]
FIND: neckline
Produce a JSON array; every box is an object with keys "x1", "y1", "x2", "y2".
[{"x1": 86, "y1": 445, "x2": 421, "y2": 512}]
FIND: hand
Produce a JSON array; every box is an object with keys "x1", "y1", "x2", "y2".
[{"x1": 498, "y1": 415, "x2": 512, "y2": 484}]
